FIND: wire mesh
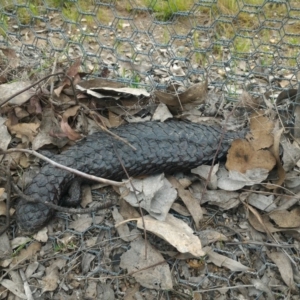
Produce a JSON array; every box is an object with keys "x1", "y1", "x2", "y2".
[{"x1": 0, "y1": 0, "x2": 299, "y2": 102}]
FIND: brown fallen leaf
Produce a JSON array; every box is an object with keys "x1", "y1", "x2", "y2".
[
  {"x1": 41, "y1": 266, "x2": 59, "y2": 293},
  {"x1": 80, "y1": 185, "x2": 92, "y2": 208},
  {"x1": 155, "y1": 81, "x2": 207, "y2": 110},
  {"x1": 60, "y1": 105, "x2": 82, "y2": 141},
  {"x1": 266, "y1": 127, "x2": 285, "y2": 189},
  {"x1": 269, "y1": 208, "x2": 300, "y2": 228},
  {"x1": 32, "y1": 109, "x2": 69, "y2": 150},
  {"x1": 198, "y1": 230, "x2": 228, "y2": 247},
  {"x1": 9, "y1": 122, "x2": 40, "y2": 143},
  {"x1": 0, "y1": 47, "x2": 19, "y2": 68},
  {"x1": 108, "y1": 111, "x2": 124, "y2": 127},
  {"x1": 11, "y1": 241, "x2": 41, "y2": 267},
  {"x1": 226, "y1": 139, "x2": 276, "y2": 173},
  {"x1": 29, "y1": 95, "x2": 42, "y2": 114},
  {"x1": 267, "y1": 251, "x2": 297, "y2": 292},
  {"x1": 54, "y1": 58, "x2": 81, "y2": 97},
  {"x1": 248, "y1": 208, "x2": 281, "y2": 234},
  {"x1": 249, "y1": 111, "x2": 274, "y2": 151},
  {"x1": 237, "y1": 90, "x2": 261, "y2": 110},
  {"x1": 119, "y1": 198, "x2": 141, "y2": 220}
]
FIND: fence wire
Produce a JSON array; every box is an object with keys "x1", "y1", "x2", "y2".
[{"x1": 0, "y1": 0, "x2": 299, "y2": 101}]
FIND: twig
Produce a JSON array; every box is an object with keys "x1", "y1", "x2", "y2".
[
  {"x1": 112, "y1": 143, "x2": 148, "y2": 258},
  {"x1": 200, "y1": 103, "x2": 240, "y2": 203},
  {"x1": 65, "y1": 74, "x2": 78, "y2": 105},
  {"x1": 2, "y1": 148, "x2": 125, "y2": 187},
  {"x1": 226, "y1": 240, "x2": 297, "y2": 248},
  {"x1": 50, "y1": 53, "x2": 58, "y2": 96},
  {"x1": 0, "y1": 72, "x2": 65, "y2": 107}
]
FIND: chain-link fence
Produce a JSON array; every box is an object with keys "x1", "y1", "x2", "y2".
[{"x1": 0, "y1": 0, "x2": 299, "y2": 102}]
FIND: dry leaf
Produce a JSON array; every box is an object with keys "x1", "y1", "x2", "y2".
[
  {"x1": 99, "y1": 86, "x2": 149, "y2": 97},
  {"x1": 69, "y1": 215, "x2": 93, "y2": 232},
  {"x1": 155, "y1": 81, "x2": 207, "y2": 109},
  {"x1": 0, "y1": 202, "x2": 7, "y2": 216},
  {"x1": 120, "y1": 237, "x2": 173, "y2": 290},
  {"x1": 57, "y1": 234, "x2": 76, "y2": 248},
  {"x1": 54, "y1": 58, "x2": 81, "y2": 96},
  {"x1": 0, "y1": 47, "x2": 19, "y2": 68},
  {"x1": 249, "y1": 112, "x2": 274, "y2": 151},
  {"x1": 171, "y1": 203, "x2": 191, "y2": 216},
  {"x1": 32, "y1": 109, "x2": 68, "y2": 150},
  {"x1": 248, "y1": 210, "x2": 281, "y2": 234},
  {"x1": 190, "y1": 181, "x2": 240, "y2": 209},
  {"x1": 0, "y1": 81, "x2": 34, "y2": 106},
  {"x1": 238, "y1": 90, "x2": 261, "y2": 109},
  {"x1": 191, "y1": 163, "x2": 219, "y2": 190},
  {"x1": 281, "y1": 137, "x2": 300, "y2": 172},
  {"x1": 269, "y1": 208, "x2": 300, "y2": 228},
  {"x1": 0, "y1": 117, "x2": 11, "y2": 159},
  {"x1": 168, "y1": 176, "x2": 203, "y2": 230},
  {"x1": 226, "y1": 139, "x2": 276, "y2": 173},
  {"x1": 61, "y1": 105, "x2": 82, "y2": 141},
  {"x1": 198, "y1": 230, "x2": 228, "y2": 247},
  {"x1": 120, "y1": 174, "x2": 177, "y2": 221},
  {"x1": 11, "y1": 237, "x2": 31, "y2": 249},
  {"x1": 217, "y1": 167, "x2": 270, "y2": 191},
  {"x1": 9, "y1": 122, "x2": 40, "y2": 142},
  {"x1": 119, "y1": 198, "x2": 141, "y2": 219},
  {"x1": 0, "y1": 232, "x2": 11, "y2": 259},
  {"x1": 82, "y1": 253, "x2": 95, "y2": 275},
  {"x1": 247, "y1": 193, "x2": 277, "y2": 212},
  {"x1": 41, "y1": 266, "x2": 59, "y2": 293},
  {"x1": 267, "y1": 251, "x2": 297, "y2": 292},
  {"x1": 267, "y1": 127, "x2": 285, "y2": 189},
  {"x1": 97, "y1": 282, "x2": 115, "y2": 300},
  {"x1": 250, "y1": 279, "x2": 275, "y2": 300},
  {"x1": 0, "y1": 188, "x2": 5, "y2": 199},
  {"x1": 0, "y1": 279, "x2": 26, "y2": 299},
  {"x1": 11, "y1": 241, "x2": 41, "y2": 267},
  {"x1": 152, "y1": 103, "x2": 173, "y2": 122},
  {"x1": 85, "y1": 282, "x2": 97, "y2": 299},
  {"x1": 80, "y1": 185, "x2": 92, "y2": 208},
  {"x1": 108, "y1": 111, "x2": 124, "y2": 127},
  {"x1": 204, "y1": 246, "x2": 250, "y2": 272},
  {"x1": 136, "y1": 214, "x2": 205, "y2": 257},
  {"x1": 33, "y1": 227, "x2": 48, "y2": 243},
  {"x1": 112, "y1": 207, "x2": 133, "y2": 242}
]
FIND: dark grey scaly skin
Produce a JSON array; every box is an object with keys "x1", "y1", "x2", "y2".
[{"x1": 16, "y1": 120, "x2": 246, "y2": 232}]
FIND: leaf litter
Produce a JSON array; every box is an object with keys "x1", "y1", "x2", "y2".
[{"x1": 0, "y1": 53, "x2": 300, "y2": 299}]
